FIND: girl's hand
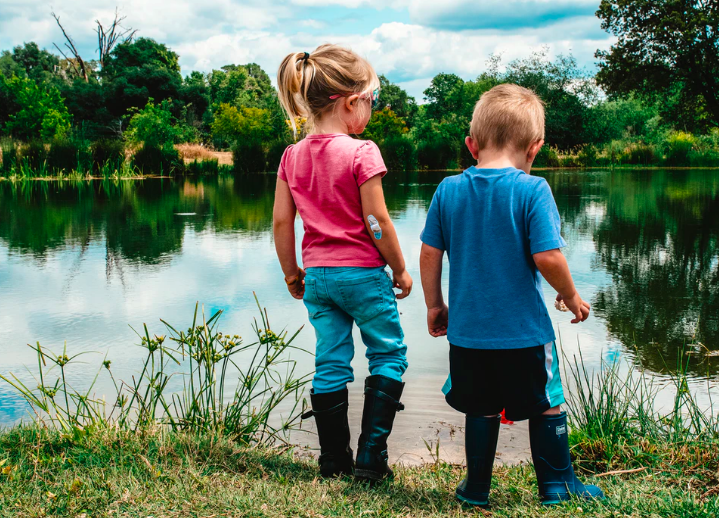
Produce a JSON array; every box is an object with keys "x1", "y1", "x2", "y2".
[
  {"x1": 285, "y1": 268, "x2": 306, "y2": 300},
  {"x1": 427, "y1": 304, "x2": 449, "y2": 337},
  {"x1": 393, "y1": 269, "x2": 413, "y2": 299}
]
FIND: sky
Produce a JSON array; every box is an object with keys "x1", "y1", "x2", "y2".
[{"x1": 0, "y1": 0, "x2": 616, "y2": 101}]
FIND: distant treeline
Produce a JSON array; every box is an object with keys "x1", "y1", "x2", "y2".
[{"x1": 2, "y1": 1, "x2": 719, "y2": 175}]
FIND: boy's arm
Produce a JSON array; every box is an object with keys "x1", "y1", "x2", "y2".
[
  {"x1": 359, "y1": 175, "x2": 412, "y2": 299},
  {"x1": 273, "y1": 178, "x2": 304, "y2": 300},
  {"x1": 533, "y1": 249, "x2": 590, "y2": 323},
  {"x1": 420, "y1": 243, "x2": 449, "y2": 337}
]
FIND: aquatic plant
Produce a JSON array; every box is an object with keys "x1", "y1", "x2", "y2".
[{"x1": 1, "y1": 296, "x2": 310, "y2": 445}]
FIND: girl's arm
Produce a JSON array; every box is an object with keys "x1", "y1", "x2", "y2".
[
  {"x1": 273, "y1": 178, "x2": 305, "y2": 299},
  {"x1": 359, "y1": 175, "x2": 412, "y2": 299}
]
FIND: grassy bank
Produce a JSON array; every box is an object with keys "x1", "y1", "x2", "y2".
[
  {"x1": 1, "y1": 305, "x2": 717, "y2": 516},
  {"x1": 0, "y1": 424, "x2": 716, "y2": 517}
]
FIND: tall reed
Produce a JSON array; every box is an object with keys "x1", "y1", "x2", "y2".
[{"x1": 2, "y1": 296, "x2": 310, "y2": 445}]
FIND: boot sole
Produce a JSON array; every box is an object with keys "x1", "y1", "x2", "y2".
[
  {"x1": 456, "y1": 492, "x2": 490, "y2": 508},
  {"x1": 354, "y1": 468, "x2": 388, "y2": 481}
]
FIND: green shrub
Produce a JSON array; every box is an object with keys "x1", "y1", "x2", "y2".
[
  {"x1": 47, "y1": 138, "x2": 91, "y2": 173},
  {"x1": 664, "y1": 131, "x2": 696, "y2": 166},
  {"x1": 381, "y1": 135, "x2": 417, "y2": 171},
  {"x1": 266, "y1": 139, "x2": 290, "y2": 172},
  {"x1": 0, "y1": 138, "x2": 17, "y2": 174},
  {"x1": 186, "y1": 158, "x2": 220, "y2": 175},
  {"x1": 622, "y1": 142, "x2": 657, "y2": 165},
  {"x1": 232, "y1": 140, "x2": 266, "y2": 173},
  {"x1": 577, "y1": 144, "x2": 598, "y2": 167},
  {"x1": 132, "y1": 144, "x2": 183, "y2": 174},
  {"x1": 91, "y1": 139, "x2": 125, "y2": 172},
  {"x1": 533, "y1": 145, "x2": 560, "y2": 167},
  {"x1": 18, "y1": 140, "x2": 48, "y2": 171},
  {"x1": 689, "y1": 148, "x2": 719, "y2": 167},
  {"x1": 417, "y1": 137, "x2": 455, "y2": 170}
]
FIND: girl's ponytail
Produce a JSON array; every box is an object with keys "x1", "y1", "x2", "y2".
[{"x1": 277, "y1": 44, "x2": 379, "y2": 138}]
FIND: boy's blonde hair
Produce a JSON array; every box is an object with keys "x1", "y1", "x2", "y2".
[
  {"x1": 277, "y1": 44, "x2": 379, "y2": 135},
  {"x1": 470, "y1": 84, "x2": 545, "y2": 152}
]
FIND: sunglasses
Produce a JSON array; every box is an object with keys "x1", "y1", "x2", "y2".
[{"x1": 329, "y1": 87, "x2": 381, "y2": 110}]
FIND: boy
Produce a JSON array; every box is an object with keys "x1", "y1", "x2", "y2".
[{"x1": 419, "y1": 84, "x2": 605, "y2": 507}]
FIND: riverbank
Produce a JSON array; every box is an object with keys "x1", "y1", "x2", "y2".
[{"x1": 0, "y1": 424, "x2": 716, "y2": 517}]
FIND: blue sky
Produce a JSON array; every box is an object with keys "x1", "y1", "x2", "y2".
[{"x1": 0, "y1": 0, "x2": 615, "y2": 100}]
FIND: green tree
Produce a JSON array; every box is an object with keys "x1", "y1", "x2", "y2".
[
  {"x1": 181, "y1": 71, "x2": 211, "y2": 132},
  {"x1": 377, "y1": 76, "x2": 418, "y2": 125},
  {"x1": 596, "y1": 0, "x2": 719, "y2": 129},
  {"x1": 211, "y1": 103, "x2": 271, "y2": 147},
  {"x1": 363, "y1": 107, "x2": 408, "y2": 145},
  {"x1": 125, "y1": 99, "x2": 183, "y2": 147},
  {"x1": 1, "y1": 43, "x2": 59, "y2": 83},
  {"x1": 102, "y1": 38, "x2": 183, "y2": 118},
  {"x1": 2, "y1": 75, "x2": 71, "y2": 140}
]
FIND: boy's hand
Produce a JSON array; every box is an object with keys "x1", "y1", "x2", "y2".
[
  {"x1": 427, "y1": 304, "x2": 449, "y2": 337},
  {"x1": 285, "y1": 268, "x2": 306, "y2": 300},
  {"x1": 393, "y1": 269, "x2": 413, "y2": 299},
  {"x1": 557, "y1": 293, "x2": 590, "y2": 323}
]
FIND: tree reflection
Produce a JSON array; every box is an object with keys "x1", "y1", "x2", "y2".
[{"x1": 590, "y1": 171, "x2": 719, "y2": 375}]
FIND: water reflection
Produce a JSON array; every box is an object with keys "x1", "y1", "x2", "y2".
[{"x1": 0, "y1": 170, "x2": 717, "y2": 381}]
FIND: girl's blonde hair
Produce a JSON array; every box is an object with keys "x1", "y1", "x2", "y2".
[{"x1": 277, "y1": 44, "x2": 379, "y2": 135}]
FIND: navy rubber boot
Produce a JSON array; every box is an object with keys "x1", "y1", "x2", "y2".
[
  {"x1": 355, "y1": 375, "x2": 405, "y2": 481},
  {"x1": 529, "y1": 412, "x2": 606, "y2": 505},
  {"x1": 302, "y1": 388, "x2": 354, "y2": 478},
  {"x1": 455, "y1": 415, "x2": 501, "y2": 508}
]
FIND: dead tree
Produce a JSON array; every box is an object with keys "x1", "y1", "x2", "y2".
[
  {"x1": 51, "y1": 12, "x2": 89, "y2": 82},
  {"x1": 96, "y1": 8, "x2": 137, "y2": 68}
]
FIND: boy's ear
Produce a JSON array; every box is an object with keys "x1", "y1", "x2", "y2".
[
  {"x1": 465, "y1": 136, "x2": 479, "y2": 160},
  {"x1": 527, "y1": 139, "x2": 545, "y2": 163}
]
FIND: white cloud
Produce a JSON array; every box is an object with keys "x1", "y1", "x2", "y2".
[{"x1": 0, "y1": 0, "x2": 614, "y2": 97}]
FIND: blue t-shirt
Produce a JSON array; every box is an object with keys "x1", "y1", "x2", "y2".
[{"x1": 420, "y1": 166, "x2": 566, "y2": 349}]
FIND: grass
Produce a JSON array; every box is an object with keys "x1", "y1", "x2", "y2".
[
  {"x1": 1, "y1": 307, "x2": 717, "y2": 516},
  {"x1": 0, "y1": 425, "x2": 716, "y2": 517}
]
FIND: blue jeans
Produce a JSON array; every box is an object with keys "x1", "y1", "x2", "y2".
[{"x1": 303, "y1": 266, "x2": 408, "y2": 393}]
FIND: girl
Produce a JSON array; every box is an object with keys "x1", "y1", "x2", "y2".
[{"x1": 273, "y1": 44, "x2": 412, "y2": 481}]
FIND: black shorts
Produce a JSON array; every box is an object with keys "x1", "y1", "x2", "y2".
[{"x1": 444, "y1": 342, "x2": 565, "y2": 422}]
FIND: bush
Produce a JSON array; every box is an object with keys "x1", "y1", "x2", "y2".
[
  {"x1": 47, "y1": 138, "x2": 91, "y2": 173},
  {"x1": 18, "y1": 140, "x2": 48, "y2": 171},
  {"x1": 186, "y1": 158, "x2": 220, "y2": 175},
  {"x1": 417, "y1": 137, "x2": 455, "y2": 170},
  {"x1": 381, "y1": 135, "x2": 417, "y2": 171},
  {"x1": 664, "y1": 131, "x2": 696, "y2": 166},
  {"x1": 533, "y1": 145, "x2": 561, "y2": 167},
  {"x1": 132, "y1": 144, "x2": 183, "y2": 174},
  {"x1": 577, "y1": 144, "x2": 598, "y2": 167},
  {"x1": 621, "y1": 142, "x2": 657, "y2": 165},
  {"x1": 689, "y1": 148, "x2": 719, "y2": 167},
  {"x1": 91, "y1": 139, "x2": 125, "y2": 172},
  {"x1": 0, "y1": 139, "x2": 17, "y2": 174},
  {"x1": 232, "y1": 140, "x2": 266, "y2": 173},
  {"x1": 266, "y1": 139, "x2": 290, "y2": 172}
]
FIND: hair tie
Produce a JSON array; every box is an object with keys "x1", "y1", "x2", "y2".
[{"x1": 301, "y1": 52, "x2": 310, "y2": 61}]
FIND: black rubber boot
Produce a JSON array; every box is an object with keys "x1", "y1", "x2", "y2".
[
  {"x1": 301, "y1": 388, "x2": 354, "y2": 478},
  {"x1": 455, "y1": 415, "x2": 501, "y2": 508},
  {"x1": 529, "y1": 412, "x2": 606, "y2": 505},
  {"x1": 355, "y1": 375, "x2": 405, "y2": 481}
]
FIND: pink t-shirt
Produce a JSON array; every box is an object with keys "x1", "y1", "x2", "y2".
[{"x1": 278, "y1": 134, "x2": 387, "y2": 268}]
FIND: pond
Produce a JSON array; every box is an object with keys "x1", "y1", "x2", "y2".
[{"x1": 1, "y1": 169, "x2": 718, "y2": 430}]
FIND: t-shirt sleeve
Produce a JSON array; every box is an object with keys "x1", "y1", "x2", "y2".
[
  {"x1": 527, "y1": 179, "x2": 566, "y2": 254},
  {"x1": 420, "y1": 186, "x2": 446, "y2": 251},
  {"x1": 354, "y1": 141, "x2": 387, "y2": 186},
  {"x1": 277, "y1": 144, "x2": 294, "y2": 181}
]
